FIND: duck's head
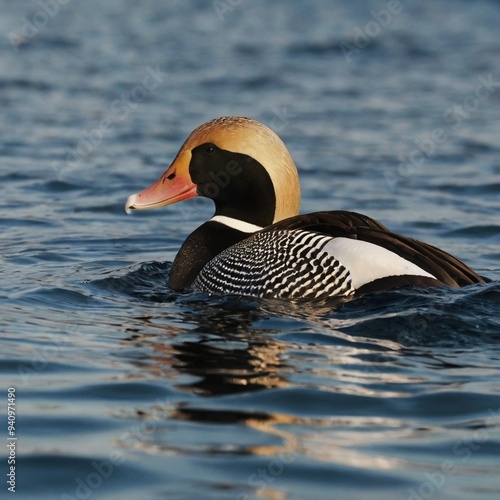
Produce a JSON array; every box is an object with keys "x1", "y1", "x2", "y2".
[{"x1": 125, "y1": 116, "x2": 300, "y2": 227}]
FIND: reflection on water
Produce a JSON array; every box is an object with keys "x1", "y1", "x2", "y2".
[
  {"x1": 4, "y1": 256, "x2": 500, "y2": 499},
  {"x1": 105, "y1": 291, "x2": 500, "y2": 498},
  {"x1": 124, "y1": 317, "x2": 291, "y2": 395}
]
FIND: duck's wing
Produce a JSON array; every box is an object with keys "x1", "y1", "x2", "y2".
[{"x1": 265, "y1": 211, "x2": 485, "y2": 288}]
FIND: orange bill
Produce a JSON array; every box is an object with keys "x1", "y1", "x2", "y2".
[{"x1": 125, "y1": 150, "x2": 197, "y2": 214}]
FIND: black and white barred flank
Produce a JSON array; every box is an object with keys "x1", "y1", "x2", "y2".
[{"x1": 192, "y1": 229, "x2": 355, "y2": 299}]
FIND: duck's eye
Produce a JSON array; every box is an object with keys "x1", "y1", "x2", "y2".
[{"x1": 205, "y1": 144, "x2": 215, "y2": 154}]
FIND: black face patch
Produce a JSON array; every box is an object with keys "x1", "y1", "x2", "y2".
[{"x1": 189, "y1": 143, "x2": 276, "y2": 227}]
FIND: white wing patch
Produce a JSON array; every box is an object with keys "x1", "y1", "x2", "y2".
[{"x1": 323, "y1": 237, "x2": 437, "y2": 289}]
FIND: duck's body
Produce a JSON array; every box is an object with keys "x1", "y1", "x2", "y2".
[{"x1": 126, "y1": 117, "x2": 485, "y2": 299}]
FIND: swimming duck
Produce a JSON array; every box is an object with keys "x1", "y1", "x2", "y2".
[{"x1": 125, "y1": 116, "x2": 485, "y2": 299}]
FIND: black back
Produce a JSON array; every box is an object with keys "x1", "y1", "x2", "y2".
[{"x1": 265, "y1": 211, "x2": 485, "y2": 287}]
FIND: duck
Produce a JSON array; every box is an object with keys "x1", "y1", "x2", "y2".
[{"x1": 125, "y1": 116, "x2": 485, "y2": 299}]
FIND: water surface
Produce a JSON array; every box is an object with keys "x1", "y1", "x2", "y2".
[{"x1": 1, "y1": 1, "x2": 500, "y2": 499}]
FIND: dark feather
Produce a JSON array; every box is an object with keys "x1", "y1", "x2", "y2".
[{"x1": 264, "y1": 211, "x2": 485, "y2": 287}]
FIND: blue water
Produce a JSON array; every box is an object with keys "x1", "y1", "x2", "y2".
[{"x1": 1, "y1": 1, "x2": 500, "y2": 499}]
